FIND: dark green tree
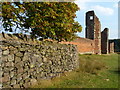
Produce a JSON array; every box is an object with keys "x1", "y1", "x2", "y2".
[{"x1": 1, "y1": 1, "x2": 82, "y2": 41}]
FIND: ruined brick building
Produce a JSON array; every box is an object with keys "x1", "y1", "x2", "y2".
[
  {"x1": 1, "y1": 10, "x2": 116, "y2": 54},
  {"x1": 85, "y1": 11, "x2": 102, "y2": 54},
  {"x1": 61, "y1": 10, "x2": 115, "y2": 54}
]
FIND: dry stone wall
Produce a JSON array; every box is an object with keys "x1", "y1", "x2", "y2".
[{"x1": 0, "y1": 33, "x2": 78, "y2": 88}]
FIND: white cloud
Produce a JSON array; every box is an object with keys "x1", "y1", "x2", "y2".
[
  {"x1": 75, "y1": 0, "x2": 114, "y2": 16},
  {"x1": 91, "y1": 5, "x2": 114, "y2": 15},
  {"x1": 74, "y1": 0, "x2": 91, "y2": 10},
  {"x1": 113, "y1": 3, "x2": 118, "y2": 8}
]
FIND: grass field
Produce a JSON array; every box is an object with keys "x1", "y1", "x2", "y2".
[{"x1": 31, "y1": 53, "x2": 119, "y2": 88}]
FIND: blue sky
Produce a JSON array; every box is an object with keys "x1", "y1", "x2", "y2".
[{"x1": 74, "y1": 0, "x2": 119, "y2": 39}]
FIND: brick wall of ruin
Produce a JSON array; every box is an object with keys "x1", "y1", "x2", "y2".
[
  {"x1": 60, "y1": 37, "x2": 95, "y2": 54},
  {"x1": 85, "y1": 11, "x2": 94, "y2": 40},
  {"x1": 101, "y1": 28, "x2": 109, "y2": 54},
  {"x1": 86, "y1": 11, "x2": 101, "y2": 54},
  {"x1": 109, "y1": 40, "x2": 116, "y2": 53},
  {"x1": 94, "y1": 15, "x2": 101, "y2": 54},
  {"x1": 109, "y1": 41, "x2": 114, "y2": 53}
]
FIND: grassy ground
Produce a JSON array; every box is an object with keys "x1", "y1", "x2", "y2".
[{"x1": 31, "y1": 53, "x2": 119, "y2": 88}]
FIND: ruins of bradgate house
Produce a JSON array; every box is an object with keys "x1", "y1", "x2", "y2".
[
  {"x1": 109, "y1": 39, "x2": 120, "y2": 53},
  {"x1": 85, "y1": 11, "x2": 101, "y2": 54},
  {"x1": 61, "y1": 10, "x2": 115, "y2": 54},
  {"x1": 1, "y1": 10, "x2": 116, "y2": 55}
]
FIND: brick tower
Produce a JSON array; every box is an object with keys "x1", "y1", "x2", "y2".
[
  {"x1": 101, "y1": 28, "x2": 109, "y2": 54},
  {"x1": 85, "y1": 11, "x2": 101, "y2": 54}
]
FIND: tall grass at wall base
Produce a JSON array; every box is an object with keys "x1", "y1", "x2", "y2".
[{"x1": 77, "y1": 54, "x2": 106, "y2": 75}]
